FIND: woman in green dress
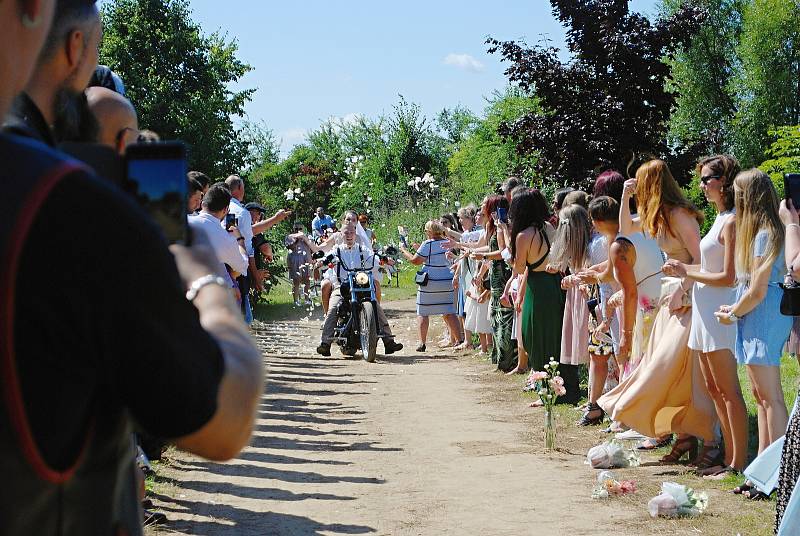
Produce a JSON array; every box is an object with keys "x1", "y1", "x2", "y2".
[
  {"x1": 472, "y1": 195, "x2": 517, "y2": 371},
  {"x1": 510, "y1": 189, "x2": 563, "y2": 374}
]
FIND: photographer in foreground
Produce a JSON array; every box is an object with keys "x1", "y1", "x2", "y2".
[
  {"x1": 316, "y1": 225, "x2": 403, "y2": 357},
  {"x1": 0, "y1": 2, "x2": 263, "y2": 534}
]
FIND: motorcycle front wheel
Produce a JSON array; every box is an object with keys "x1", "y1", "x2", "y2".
[{"x1": 358, "y1": 301, "x2": 378, "y2": 363}]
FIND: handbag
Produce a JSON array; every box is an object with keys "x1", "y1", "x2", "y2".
[
  {"x1": 780, "y1": 276, "x2": 800, "y2": 316},
  {"x1": 415, "y1": 270, "x2": 429, "y2": 286}
]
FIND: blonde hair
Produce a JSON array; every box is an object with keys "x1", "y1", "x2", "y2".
[
  {"x1": 425, "y1": 220, "x2": 446, "y2": 239},
  {"x1": 734, "y1": 169, "x2": 784, "y2": 277},
  {"x1": 636, "y1": 159, "x2": 703, "y2": 238},
  {"x1": 550, "y1": 204, "x2": 592, "y2": 271},
  {"x1": 457, "y1": 205, "x2": 477, "y2": 220}
]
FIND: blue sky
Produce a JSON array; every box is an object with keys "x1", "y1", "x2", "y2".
[{"x1": 102, "y1": 0, "x2": 662, "y2": 154}]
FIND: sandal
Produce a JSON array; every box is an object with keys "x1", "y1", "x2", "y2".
[
  {"x1": 576, "y1": 403, "x2": 605, "y2": 426},
  {"x1": 416, "y1": 344, "x2": 426, "y2": 352},
  {"x1": 744, "y1": 490, "x2": 771, "y2": 501},
  {"x1": 660, "y1": 436, "x2": 698, "y2": 463},
  {"x1": 636, "y1": 436, "x2": 673, "y2": 450},
  {"x1": 733, "y1": 480, "x2": 755, "y2": 495},
  {"x1": 691, "y1": 443, "x2": 724, "y2": 469}
]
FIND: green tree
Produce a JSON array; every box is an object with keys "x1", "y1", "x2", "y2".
[
  {"x1": 99, "y1": 0, "x2": 255, "y2": 177},
  {"x1": 447, "y1": 88, "x2": 539, "y2": 203},
  {"x1": 661, "y1": 0, "x2": 746, "y2": 153},
  {"x1": 730, "y1": 0, "x2": 800, "y2": 167},
  {"x1": 759, "y1": 125, "x2": 800, "y2": 195}
]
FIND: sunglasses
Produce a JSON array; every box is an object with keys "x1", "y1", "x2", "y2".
[{"x1": 700, "y1": 174, "x2": 722, "y2": 184}]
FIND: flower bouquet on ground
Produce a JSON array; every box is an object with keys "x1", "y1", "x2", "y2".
[
  {"x1": 586, "y1": 440, "x2": 641, "y2": 469},
  {"x1": 527, "y1": 359, "x2": 566, "y2": 450},
  {"x1": 647, "y1": 482, "x2": 709, "y2": 518},
  {"x1": 591, "y1": 471, "x2": 637, "y2": 500}
]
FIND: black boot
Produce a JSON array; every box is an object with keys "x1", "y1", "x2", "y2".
[
  {"x1": 316, "y1": 342, "x2": 331, "y2": 356},
  {"x1": 383, "y1": 338, "x2": 403, "y2": 355}
]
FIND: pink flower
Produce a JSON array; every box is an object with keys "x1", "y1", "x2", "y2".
[
  {"x1": 640, "y1": 295, "x2": 653, "y2": 310},
  {"x1": 555, "y1": 385, "x2": 567, "y2": 397},
  {"x1": 529, "y1": 371, "x2": 548, "y2": 382},
  {"x1": 620, "y1": 480, "x2": 637, "y2": 494},
  {"x1": 552, "y1": 376, "x2": 564, "y2": 386}
]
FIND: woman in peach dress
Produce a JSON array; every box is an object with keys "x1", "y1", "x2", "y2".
[{"x1": 597, "y1": 160, "x2": 719, "y2": 467}]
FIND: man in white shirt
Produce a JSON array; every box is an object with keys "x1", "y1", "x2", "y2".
[
  {"x1": 225, "y1": 175, "x2": 258, "y2": 324},
  {"x1": 188, "y1": 184, "x2": 248, "y2": 277},
  {"x1": 317, "y1": 226, "x2": 403, "y2": 357}
]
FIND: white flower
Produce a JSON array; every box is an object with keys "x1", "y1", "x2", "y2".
[
  {"x1": 454, "y1": 201, "x2": 461, "y2": 207},
  {"x1": 407, "y1": 180, "x2": 415, "y2": 187},
  {"x1": 284, "y1": 189, "x2": 295, "y2": 201},
  {"x1": 294, "y1": 188, "x2": 301, "y2": 193}
]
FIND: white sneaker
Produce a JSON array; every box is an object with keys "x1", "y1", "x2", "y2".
[{"x1": 615, "y1": 429, "x2": 646, "y2": 441}]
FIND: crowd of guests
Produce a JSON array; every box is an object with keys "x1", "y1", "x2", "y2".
[{"x1": 393, "y1": 164, "x2": 800, "y2": 533}]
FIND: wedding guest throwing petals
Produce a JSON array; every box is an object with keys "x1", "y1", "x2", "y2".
[
  {"x1": 715, "y1": 169, "x2": 792, "y2": 496},
  {"x1": 400, "y1": 220, "x2": 462, "y2": 352},
  {"x1": 664, "y1": 155, "x2": 747, "y2": 475}
]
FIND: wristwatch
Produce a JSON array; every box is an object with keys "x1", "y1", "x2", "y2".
[
  {"x1": 728, "y1": 310, "x2": 739, "y2": 321},
  {"x1": 186, "y1": 274, "x2": 229, "y2": 301}
]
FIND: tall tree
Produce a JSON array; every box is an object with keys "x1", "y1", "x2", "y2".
[
  {"x1": 99, "y1": 0, "x2": 255, "y2": 177},
  {"x1": 661, "y1": 0, "x2": 746, "y2": 154},
  {"x1": 487, "y1": 0, "x2": 706, "y2": 188},
  {"x1": 730, "y1": 0, "x2": 800, "y2": 167}
]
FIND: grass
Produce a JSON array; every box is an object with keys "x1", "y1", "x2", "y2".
[{"x1": 253, "y1": 265, "x2": 418, "y2": 323}]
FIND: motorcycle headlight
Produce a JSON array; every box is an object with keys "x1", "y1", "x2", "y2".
[{"x1": 355, "y1": 272, "x2": 370, "y2": 286}]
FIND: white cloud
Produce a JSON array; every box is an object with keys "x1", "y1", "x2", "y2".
[
  {"x1": 443, "y1": 53, "x2": 485, "y2": 73},
  {"x1": 279, "y1": 127, "x2": 307, "y2": 155}
]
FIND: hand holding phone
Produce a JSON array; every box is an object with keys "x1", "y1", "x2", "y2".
[
  {"x1": 225, "y1": 213, "x2": 238, "y2": 230},
  {"x1": 784, "y1": 174, "x2": 800, "y2": 216}
]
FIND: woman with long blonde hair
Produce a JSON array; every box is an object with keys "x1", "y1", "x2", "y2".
[
  {"x1": 598, "y1": 159, "x2": 719, "y2": 468},
  {"x1": 716, "y1": 170, "x2": 792, "y2": 498},
  {"x1": 549, "y1": 204, "x2": 593, "y2": 405}
]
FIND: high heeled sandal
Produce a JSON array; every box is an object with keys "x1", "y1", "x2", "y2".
[
  {"x1": 660, "y1": 436, "x2": 698, "y2": 464},
  {"x1": 691, "y1": 444, "x2": 724, "y2": 470},
  {"x1": 576, "y1": 403, "x2": 605, "y2": 426}
]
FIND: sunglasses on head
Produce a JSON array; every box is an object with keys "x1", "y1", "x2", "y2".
[{"x1": 700, "y1": 174, "x2": 722, "y2": 184}]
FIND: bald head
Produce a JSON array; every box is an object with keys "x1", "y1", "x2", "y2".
[{"x1": 85, "y1": 86, "x2": 138, "y2": 154}]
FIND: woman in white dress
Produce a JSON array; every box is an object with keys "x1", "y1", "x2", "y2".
[{"x1": 664, "y1": 155, "x2": 747, "y2": 474}]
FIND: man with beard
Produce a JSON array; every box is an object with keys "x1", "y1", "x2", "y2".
[{"x1": 3, "y1": 0, "x2": 101, "y2": 146}]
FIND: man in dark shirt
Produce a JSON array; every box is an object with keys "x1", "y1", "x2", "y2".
[
  {"x1": 2, "y1": 0, "x2": 101, "y2": 145},
  {"x1": 0, "y1": 2, "x2": 265, "y2": 534}
]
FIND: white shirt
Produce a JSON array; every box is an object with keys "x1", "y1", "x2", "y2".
[
  {"x1": 188, "y1": 212, "x2": 249, "y2": 275},
  {"x1": 325, "y1": 242, "x2": 380, "y2": 289},
  {"x1": 228, "y1": 198, "x2": 254, "y2": 258}
]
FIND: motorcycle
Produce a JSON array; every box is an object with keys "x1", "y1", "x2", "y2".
[{"x1": 317, "y1": 251, "x2": 386, "y2": 363}]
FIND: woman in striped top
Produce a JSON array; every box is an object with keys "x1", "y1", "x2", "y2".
[{"x1": 400, "y1": 220, "x2": 462, "y2": 352}]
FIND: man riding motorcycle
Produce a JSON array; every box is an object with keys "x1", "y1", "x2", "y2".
[{"x1": 316, "y1": 225, "x2": 403, "y2": 357}]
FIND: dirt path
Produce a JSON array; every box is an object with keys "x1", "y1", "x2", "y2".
[{"x1": 148, "y1": 300, "x2": 680, "y2": 535}]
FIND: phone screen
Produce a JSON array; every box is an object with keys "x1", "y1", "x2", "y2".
[
  {"x1": 125, "y1": 142, "x2": 188, "y2": 244},
  {"x1": 785, "y1": 174, "x2": 800, "y2": 211},
  {"x1": 225, "y1": 213, "x2": 237, "y2": 229},
  {"x1": 497, "y1": 207, "x2": 508, "y2": 223}
]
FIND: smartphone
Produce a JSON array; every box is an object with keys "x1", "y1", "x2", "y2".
[
  {"x1": 224, "y1": 213, "x2": 238, "y2": 229},
  {"x1": 785, "y1": 173, "x2": 800, "y2": 210},
  {"x1": 125, "y1": 141, "x2": 189, "y2": 245},
  {"x1": 497, "y1": 207, "x2": 508, "y2": 224}
]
